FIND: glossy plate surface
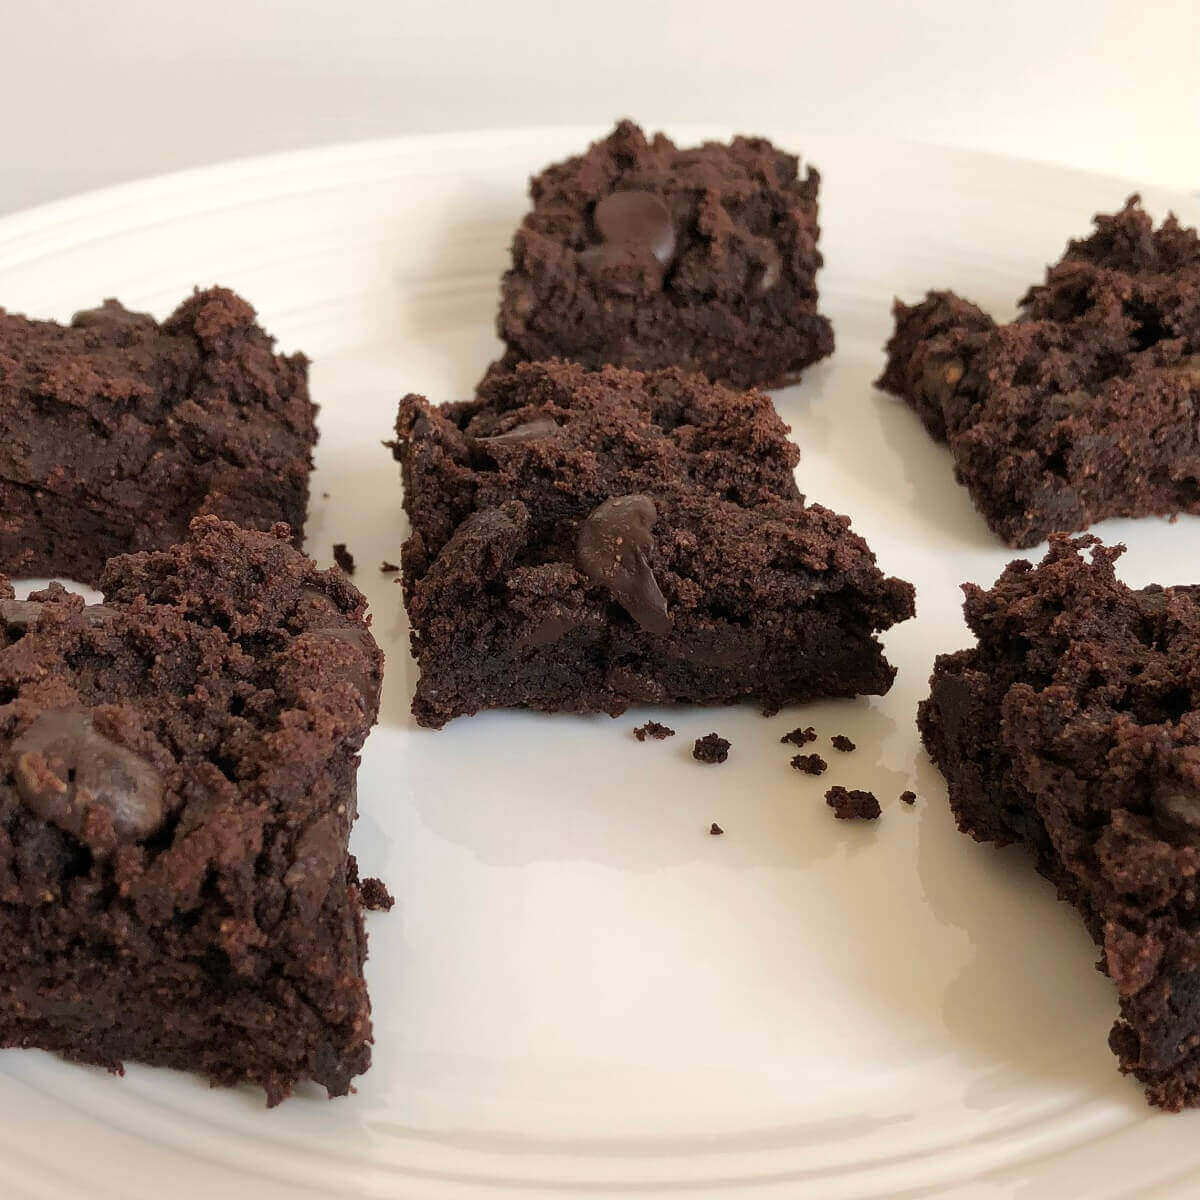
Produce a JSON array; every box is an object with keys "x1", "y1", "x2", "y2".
[{"x1": 2, "y1": 128, "x2": 1199, "y2": 1199}]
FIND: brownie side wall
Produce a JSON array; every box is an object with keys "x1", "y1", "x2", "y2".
[
  {"x1": 922, "y1": 639, "x2": 1200, "y2": 1112},
  {"x1": 0, "y1": 290, "x2": 316, "y2": 584},
  {"x1": 412, "y1": 614, "x2": 899, "y2": 729},
  {"x1": 0, "y1": 482, "x2": 132, "y2": 586},
  {"x1": 0, "y1": 751, "x2": 372, "y2": 1104}
]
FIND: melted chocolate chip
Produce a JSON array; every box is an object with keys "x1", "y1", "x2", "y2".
[
  {"x1": 1153, "y1": 783, "x2": 1200, "y2": 837},
  {"x1": 297, "y1": 588, "x2": 343, "y2": 623},
  {"x1": 0, "y1": 599, "x2": 41, "y2": 636},
  {"x1": 11, "y1": 709, "x2": 165, "y2": 845},
  {"x1": 575, "y1": 494, "x2": 671, "y2": 635},
  {"x1": 474, "y1": 418, "x2": 559, "y2": 446},
  {"x1": 71, "y1": 300, "x2": 156, "y2": 333},
  {"x1": 309, "y1": 626, "x2": 377, "y2": 706},
  {"x1": 593, "y1": 191, "x2": 676, "y2": 265}
]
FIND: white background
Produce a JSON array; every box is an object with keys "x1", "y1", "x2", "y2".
[{"x1": 2, "y1": 0, "x2": 1198, "y2": 215}]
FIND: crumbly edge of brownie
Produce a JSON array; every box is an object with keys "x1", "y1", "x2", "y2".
[
  {"x1": 877, "y1": 197, "x2": 1200, "y2": 547},
  {"x1": 920, "y1": 534, "x2": 1200, "y2": 1110},
  {"x1": 0, "y1": 516, "x2": 384, "y2": 1104},
  {"x1": 496, "y1": 120, "x2": 834, "y2": 389},
  {"x1": 0, "y1": 287, "x2": 315, "y2": 585}
]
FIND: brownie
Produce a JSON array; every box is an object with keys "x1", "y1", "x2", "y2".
[
  {"x1": 693, "y1": 733, "x2": 730, "y2": 764},
  {"x1": 878, "y1": 197, "x2": 1200, "y2": 547},
  {"x1": 899, "y1": 790, "x2": 917, "y2": 805},
  {"x1": 495, "y1": 120, "x2": 834, "y2": 389},
  {"x1": 0, "y1": 288, "x2": 315, "y2": 584},
  {"x1": 830, "y1": 734, "x2": 856, "y2": 752},
  {"x1": 825, "y1": 786, "x2": 880, "y2": 820},
  {"x1": 921, "y1": 534, "x2": 1200, "y2": 1111},
  {"x1": 391, "y1": 360, "x2": 915, "y2": 728},
  {"x1": 0, "y1": 516, "x2": 383, "y2": 1105}
]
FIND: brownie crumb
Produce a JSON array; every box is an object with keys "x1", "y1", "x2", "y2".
[
  {"x1": 780, "y1": 726, "x2": 817, "y2": 746},
  {"x1": 380, "y1": 561, "x2": 400, "y2": 574},
  {"x1": 790, "y1": 753, "x2": 828, "y2": 776},
  {"x1": 634, "y1": 720, "x2": 676, "y2": 742},
  {"x1": 333, "y1": 543, "x2": 356, "y2": 575},
  {"x1": 900, "y1": 790, "x2": 917, "y2": 805},
  {"x1": 830, "y1": 734, "x2": 856, "y2": 752},
  {"x1": 693, "y1": 733, "x2": 730, "y2": 764},
  {"x1": 360, "y1": 878, "x2": 395, "y2": 911},
  {"x1": 825, "y1": 786, "x2": 881, "y2": 820},
  {"x1": 321, "y1": 491, "x2": 331, "y2": 500},
  {"x1": 709, "y1": 822, "x2": 724, "y2": 836}
]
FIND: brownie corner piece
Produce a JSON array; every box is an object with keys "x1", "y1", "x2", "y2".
[
  {"x1": 922, "y1": 533, "x2": 1200, "y2": 1110},
  {"x1": 0, "y1": 286, "x2": 315, "y2": 584},
  {"x1": 392, "y1": 359, "x2": 914, "y2": 728},
  {"x1": 496, "y1": 119, "x2": 834, "y2": 389},
  {"x1": 0, "y1": 515, "x2": 383, "y2": 1104},
  {"x1": 878, "y1": 196, "x2": 1200, "y2": 547}
]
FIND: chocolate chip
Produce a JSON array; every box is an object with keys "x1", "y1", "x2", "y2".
[
  {"x1": 297, "y1": 588, "x2": 343, "y2": 623},
  {"x1": 71, "y1": 300, "x2": 156, "y2": 333},
  {"x1": 11, "y1": 709, "x2": 165, "y2": 845},
  {"x1": 593, "y1": 191, "x2": 676, "y2": 265},
  {"x1": 1153, "y1": 783, "x2": 1200, "y2": 836},
  {"x1": 474, "y1": 418, "x2": 559, "y2": 446},
  {"x1": 575, "y1": 494, "x2": 671, "y2": 635},
  {"x1": 308, "y1": 626, "x2": 378, "y2": 707},
  {"x1": 0, "y1": 599, "x2": 41, "y2": 636}
]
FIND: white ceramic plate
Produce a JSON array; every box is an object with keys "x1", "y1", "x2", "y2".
[{"x1": 2, "y1": 128, "x2": 1199, "y2": 1200}]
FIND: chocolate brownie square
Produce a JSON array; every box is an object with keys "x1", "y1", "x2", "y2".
[
  {"x1": 921, "y1": 534, "x2": 1200, "y2": 1110},
  {"x1": 878, "y1": 197, "x2": 1200, "y2": 547},
  {"x1": 391, "y1": 359, "x2": 914, "y2": 728},
  {"x1": 0, "y1": 287, "x2": 315, "y2": 584},
  {"x1": 496, "y1": 120, "x2": 834, "y2": 389},
  {"x1": 0, "y1": 516, "x2": 383, "y2": 1104}
]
